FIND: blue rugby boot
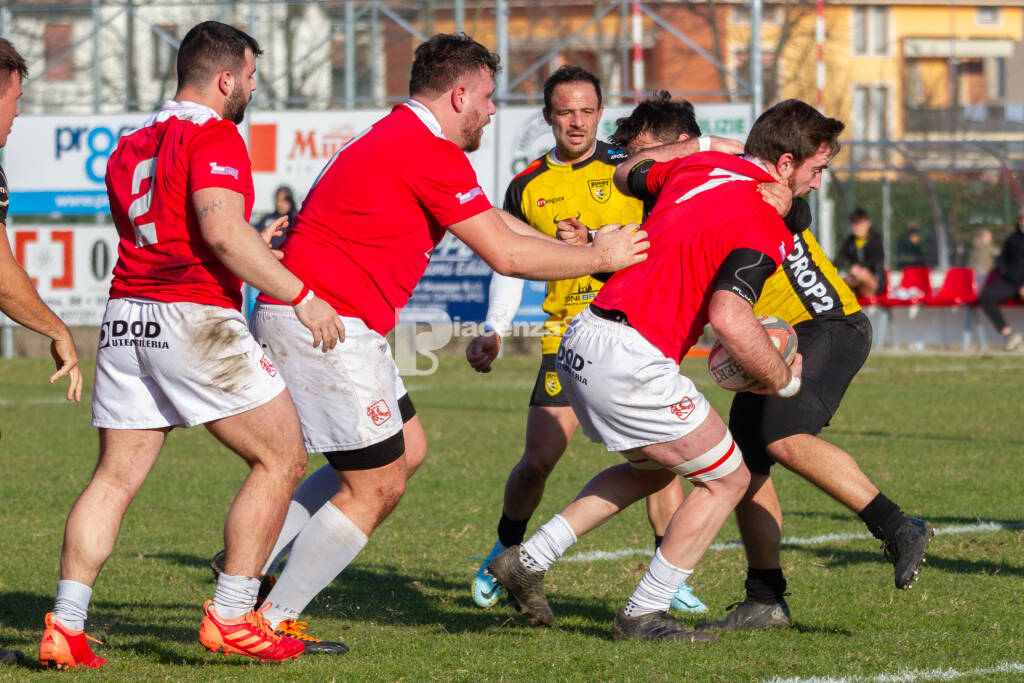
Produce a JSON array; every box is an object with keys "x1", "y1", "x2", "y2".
[
  {"x1": 471, "y1": 540, "x2": 507, "y2": 607},
  {"x1": 670, "y1": 580, "x2": 708, "y2": 614}
]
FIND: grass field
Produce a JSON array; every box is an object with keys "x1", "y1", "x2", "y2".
[{"x1": 1, "y1": 352, "x2": 1023, "y2": 681}]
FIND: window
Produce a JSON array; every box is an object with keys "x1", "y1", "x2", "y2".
[
  {"x1": 732, "y1": 48, "x2": 779, "y2": 105},
  {"x1": 731, "y1": 5, "x2": 784, "y2": 24},
  {"x1": 976, "y1": 7, "x2": 1000, "y2": 25},
  {"x1": 851, "y1": 6, "x2": 889, "y2": 56},
  {"x1": 851, "y1": 85, "x2": 889, "y2": 162},
  {"x1": 152, "y1": 25, "x2": 177, "y2": 80},
  {"x1": 43, "y1": 23, "x2": 73, "y2": 81}
]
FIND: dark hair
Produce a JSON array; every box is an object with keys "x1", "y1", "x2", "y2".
[
  {"x1": 0, "y1": 38, "x2": 27, "y2": 90},
  {"x1": 543, "y1": 65, "x2": 602, "y2": 111},
  {"x1": 849, "y1": 208, "x2": 870, "y2": 223},
  {"x1": 744, "y1": 99, "x2": 844, "y2": 166},
  {"x1": 274, "y1": 185, "x2": 295, "y2": 210},
  {"x1": 409, "y1": 33, "x2": 500, "y2": 96},
  {"x1": 177, "y1": 21, "x2": 262, "y2": 89},
  {"x1": 609, "y1": 91, "x2": 700, "y2": 148}
]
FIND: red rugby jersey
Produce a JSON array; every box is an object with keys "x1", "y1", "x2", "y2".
[
  {"x1": 593, "y1": 152, "x2": 793, "y2": 363},
  {"x1": 262, "y1": 102, "x2": 492, "y2": 335},
  {"x1": 106, "y1": 100, "x2": 254, "y2": 309}
]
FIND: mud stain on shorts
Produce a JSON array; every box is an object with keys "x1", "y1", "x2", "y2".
[{"x1": 190, "y1": 316, "x2": 254, "y2": 395}]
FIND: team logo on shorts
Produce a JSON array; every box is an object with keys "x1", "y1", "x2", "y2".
[
  {"x1": 588, "y1": 179, "x2": 612, "y2": 204},
  {"x1": 544, "y1": 372, "x2": 561, "y2": 396},
  {"x1": 98, "y1": 320, "x2": 167, "y2": 350},
  {"x1": 669, "y1": 397, "x2": 695, "y2": 421},
  {"x1": 259, "y1": 353, "x2": 277, "y2": 377},
  {"x1": 367, "y1": 399, "x2": 392, "y2": 426}
]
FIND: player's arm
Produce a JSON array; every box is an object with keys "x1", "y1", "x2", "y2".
[
  {"x1": 707, "y1": 248, "x2": 802, "y2": 397},
  {"x1": 447, "y1": 207, "x2": 648, "y2": 282},
  {"x1": 0, "y1": 224, "x2": 83, "y2": 401},
  {"x1": 613, "y1": 136, "x2": 745, "y2": 196},
  {"x1": 193, "y1": 187, "x2": 344, "y2": 351},
  {"x1": 466, "y1": 272, "x2": 524, "y2": 373}
]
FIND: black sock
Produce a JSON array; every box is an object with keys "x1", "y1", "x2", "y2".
[
  {"x1": 497, "y1": 514, "x2": 530, "y2": 548},
  {"x1": 746, "y1": 567, "x2": 786, "y2": 603},
  {"x1": 653, "y1": 534, "x2": 664, "y2": 550},
  {"x1": 858, "y1": 493, "x2": 906, "y2": 542}
]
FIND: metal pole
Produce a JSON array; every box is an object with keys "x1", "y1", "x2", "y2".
[
  {"x1": 619, "y1": 0, "x2": 629, "y2": 105},
  {"x1": 0, "y1": 6, "x2": 11, "y2": 40},
  {"x1": 815, "y1": 0, "x2": 825, "y2": 112},
  {"x1": 882, "y1": 176, "x2": 891, "y2": 270},
  {"x1": 455, "y1": 0, "x2": 465, "y2": 33},
  {"x1": 345, "y1": 1, "x2": 355, "y2": 108},
  {"x1": 92, "y1": 0, "x2": 101, "y2": 114},
  {"x1": 371, "y1": 2, "x2": 382, "y2": 107},
  {"x1": 750, "y1": 0, "x2": 763, "y2": 115},
  {"x1": 631, "y1": 0, "x2": 643, "y2": 102},
  {"x1": 496, "y1": 0, "x2": 509, "y2": 105}
]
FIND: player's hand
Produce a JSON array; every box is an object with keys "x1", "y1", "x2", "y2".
[
  {"x1": 466, "y1": 332, "x2": 501, "y2": 372},
  {"x1": 758, "y1": 181, "x2": 793, "y2": 218},
  {"x1": 591, "y1": 222, "x2": 649, "y2": 272},
  {"x1": 556, "y1": 217, "x2": 589, "y2": 245},
  {"x1": 295, "y1": 296, "x2": 346, "y2": 352},
  {"x1": 49, "y1": 337, "x2": 83, "y2": 402},
  {"x1": 752, "y1": 352, "x2": 803, "y2": 397},
  {"x1": 708, "y1": 136, "x2": 745, "y2": 155},
  {"x1": 260, "y1": 216, "x2": 288, "y2": 260}
]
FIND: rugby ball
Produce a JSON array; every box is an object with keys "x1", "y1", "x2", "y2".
[{"x1": 707, "y1": 316, "x2": 797, "y2": 392}]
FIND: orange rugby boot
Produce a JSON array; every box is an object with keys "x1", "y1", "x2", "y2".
[
  {"x1": 198, "y1": 601, "x2": 304, "y2": 662},
  {"x1": 39, "y1": 613, "x2": 108, "y2": 670}
]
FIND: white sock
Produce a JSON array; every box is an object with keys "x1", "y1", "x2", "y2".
[
  {"x1": 212, "y1": 573, "x2": 260, "y2": 621},
  {"x1": 520, "y1": 514, "x2": 577, "y2": 572},
  {"x1": 53, "y1": 580, "x2": 92, "y2": 631},
  {"x1": 624, "y1": 548, "x2": 693, "y2": 617},
  {"x1": 262, "y1": 466, "x2": 341, "y2": 576},
  {"x1": 261, "y1": 502, "x2": 367, "y2": 629}
]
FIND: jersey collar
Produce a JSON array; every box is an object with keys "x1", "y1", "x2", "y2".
[
  {"x1": 403, "y1": 98, "x2": 445, "y2": 139},
  {"x1": 146, "y1": 100, "x2": 222, "y2": 127}
]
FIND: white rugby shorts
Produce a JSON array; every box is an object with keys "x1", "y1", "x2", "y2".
[
  {"x1": 250, "y1": 302, "x2": 407, "y2": 454},
  {"x1": 92, "y1": 298, "x2": 286, "y2": 429},
  {"x1": 556, "y1": 307, "x2": 711, "y2": 453}
]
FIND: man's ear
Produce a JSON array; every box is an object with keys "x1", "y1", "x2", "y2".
[
  {"x1": 217, "y1": 70, "x2": 234, "y2": 98},
  {"x1": 775, "y1": 152, "x2": 796, "y2": 180},
  {"x1": 675, "y1": 133, "x2": 691, "y2": 142},
  {"x1": 451, "y1": 85, "x2": 466, "y2": 114}
]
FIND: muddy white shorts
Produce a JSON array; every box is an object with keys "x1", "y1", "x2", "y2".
[
  {"x1": 250, "y1": 302, "x2": 407, "y2": 454},
  {"x1": 556, "y1": 307, "x2": 711, "y2": 453},
  {"x1": 92, "y1": 298, "x2": 285, "y2": 429}
]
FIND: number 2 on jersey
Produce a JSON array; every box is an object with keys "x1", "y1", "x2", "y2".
[{"x1": 129, "y1": 157, "x2": 158, "y2": 247}]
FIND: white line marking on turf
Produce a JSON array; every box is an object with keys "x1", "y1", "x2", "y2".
[
  {"x1": 760, "y1": 660, "x2": 1024, "y2": 683},
  {"x1": 0, "y1": 397, "x2": 76, "y2": 406},
  {"x1": 563, "y1": 520, "x2": 1023, "y2": 563}
]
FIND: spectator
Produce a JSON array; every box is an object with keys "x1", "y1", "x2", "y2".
[
  {"x1": 895, "y1": 226, "x2": 926, "y2": 268},
  {"x1": 968, "y1": 227, "x2": 998, "y2": 283},
  {"x1": 254, "y1": 185, "x2": 297, "y2": 249},
  {"x1": 977, "y1": 214, "x2": 1024, "y2": 350},
  {"x1": 838, "y1": 207, "x2": 886, "y2": 298}
]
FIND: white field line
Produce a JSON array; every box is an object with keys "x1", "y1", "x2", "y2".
[
  {"x1": 761, "y1": 660, "x2": 1024, "y2": 683},
  {"x1": 0, "y1": 397, "x2": 77, "y2": 406},
  {"x1": 563, "y1": 520, "x2": 1024, "y2": 563}
]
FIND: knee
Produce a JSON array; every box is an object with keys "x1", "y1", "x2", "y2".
[
  {"x1": 710, "y1": 464, "x2": 751, "y2": 505},
  {"x1": 516, "y1": 451, "x2": 560, "y2": 483},
  {"x1": 371, "y1": 475, "x2": 406, "y2": 523}
]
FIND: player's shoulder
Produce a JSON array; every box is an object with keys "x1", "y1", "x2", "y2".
[
  {"x1": 594, "y1": 140, "x2": 630, "y2": 166},
  {"x1": 509, "y1": 156, "x2": 547, "y2": 190}
]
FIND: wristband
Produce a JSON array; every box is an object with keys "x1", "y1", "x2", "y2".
[
  {"x1": 776, "y1": 374, "x2": 801, "y2": 398},
  {"x1": 292, "y1": 286, "x2": 315, "y2": 309},
  {"x1": 698, "y1": 135, "x2": 712, "y2": 152}
]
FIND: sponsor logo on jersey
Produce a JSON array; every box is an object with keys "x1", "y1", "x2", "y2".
[
  {"x1": 259, "y1": 353, "x2": 277, "y2": 377},
  {"x1": 544, "y1": 371, "x2": 561, "y2": 396},
  {"x1": 670, "y1": 397, "x2": 695, "y2": 421},
  {"x1": 608, "y1": 148, "x2": 629, "y2": 161},
  {"x1": 98, "y1": 319, "x2": 168, "y2": 349},
  {"x1": 367, "y1": 399, "x2": 392, "y2": 426},
  {"x1": 209, "y1": 162, "x2": 239, "y2": 179},
  {"x1": 537, "y1": 198, "x2": 546, "y2": 207},
  {"x1": 456, "y1": 187, "x2": 484, "y2": 204},
  {"x1": 588, "y1": 179, "x2": 612, "y2": 203},
  {"x1": 784, "y1": 231, "x2": 835, "y2": 315},
  {"x1": 538, "y1": 195, "x2": 564, "y2": 206}
]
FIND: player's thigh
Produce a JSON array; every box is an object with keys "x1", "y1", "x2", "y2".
[
  {"x1": 205, "y1": 388, "x2": 307, "y2": 471},
  {"x1": 523, "y1": 404, "x2": 578, "y2": 464},
  {"x1": 252, "y1": 304, "x2": 403, "y2": 453},
  {"x1": 93, "y1": 427, "x2": 169, "y2": 495}
]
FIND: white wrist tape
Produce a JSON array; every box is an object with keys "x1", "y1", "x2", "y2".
[
  {"x1": 777, "y1": 374, "x2": 801, "y2": 398},
  {"x1": 698, "y1": 135, "x2": 712, "y2": 152},
  {"x1": 292, "y1": 289, "x2": 316, "y2": 309}
]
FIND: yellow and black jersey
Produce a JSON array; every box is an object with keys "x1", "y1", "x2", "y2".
[
  {"x1": 755, "y1": 227, "x2": 861, "y2": 325},
  {"x1": 504, "y1": 141, "x2": 643, "y2": 354}
]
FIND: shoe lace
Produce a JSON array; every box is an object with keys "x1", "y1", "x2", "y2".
[
  {"x1": 84, "y1": 633, "x2": 104, "y2": 646},
  {"x1": 243, "y1": 601, "x2": 280, "y2": 642},
  {"x1": 277, "y1": 619, "x2": 322, "y2": 643}
]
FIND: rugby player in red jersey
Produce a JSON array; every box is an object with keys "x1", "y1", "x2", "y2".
[
  {"x1": 39, "y1": 22, "x2": 343, "y2": 668},
  {"x1": 234, "y1": 33, "x2": 647, "y2": 651},
  {"x1": 487, "y1": 100, "x2": 844, "y2": 642}
]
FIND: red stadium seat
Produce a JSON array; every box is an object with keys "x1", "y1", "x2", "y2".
[
  {"x1": 882, "y1": 266, "x2": 932, "y2": 307},
  {"x1": 856, "y1": 269, "x2": 891, "y2": 306},
  {"x1": 927, "y1": 267, "x2": 978, "y2": 306}
]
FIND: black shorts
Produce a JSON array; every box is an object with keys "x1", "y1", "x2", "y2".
[
  {"x1": 729, "y1": 312, "x2": 872, "y2": 475},
  {"x1": 529, "y1": 353, "x2": 571, "y2": 407},
  {"x1": 324, "y1": 393, "x2": 417, "y2": 471}
]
